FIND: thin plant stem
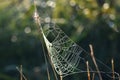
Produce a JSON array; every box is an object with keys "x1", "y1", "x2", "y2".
[
  {"x1": 20, "y1": 65, "x2": 22, "y2": 80},
  {"x1": 47, "y1": 54, "x2": 59, "y2": 80},
  {"x1": 33, "y1": 1, "x2": 51, "y2": 80},
  {"x1": 16, "y1": 66, "x2": 27, "y2": 80},
  {"x1": 60, "y1": 71, "x2": 63, "y2": 80},
  {"x1": 33, "y1": 1, "x2": 58, "y2": 80},
  {"x1": 47, "y1": 67, "x2": 51, "y2": 80},
  {"x1": 89, "y1": 44, "x2": 102, "y2": 80},
  {"x1": 86, "y1": 61, "x2": 91, "y2": 80},
  {"x1": 111, "y1": 58, "x2": 115, "y2": 80},
  {"x1": 40, "y1": 33, "x2": 51, "y2": 80},
  {"x1": 92, "y1": 73, "x2": 95, "y2": 80},
  {"x1": 60, "y1": 75, "x2": 63, "y2": 80},
  {"x1": 41, "y1": 39, "x2": 52, "y2": 80}
]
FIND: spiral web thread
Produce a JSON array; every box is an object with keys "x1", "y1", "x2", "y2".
[{"x1": 40, "y1": 22, "x2": 120, "y2": 79}]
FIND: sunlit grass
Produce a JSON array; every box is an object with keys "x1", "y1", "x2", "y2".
[{"x1": 0, "y1": 0, "x2": 13, "y2": 10}]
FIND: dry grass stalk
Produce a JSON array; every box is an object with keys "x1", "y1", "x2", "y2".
[
  {"x1": 60, "y1": 71, "x2": 63, "y2": 80},
  {"x1": 16, "y1": 65, "x2": 27, "y2": 80},
  {"x1": 89, "y1": 44, "x2": 102, "y2": 80},
  {"x1": 20, "y1": 65, "x2": 22, "y2": 80},
  {"x1": 33, "y1": 0, "x2": 52, "y2": 80},
  {"x1": 50, "y1": 62, "x2": 58, "y2": 80},
  {"x1": 86, "y1": 61, "x2": 91, "y2": 80},
  {"x1": 45, "y1": 50, "x2": 58, "y2": 80},
  {"x1": 60, "y1": 75, "x2": 63, "y2": 80},
  {"x1": 111, "y1": 59, "x2": 115, "y2": 80},
  {"x1": 47, "y1": 67, "x2": 51, "y2": 80},
  {"x1": 33, "y1": 4, "x2": 58, "y2": 80},
  {"x1": 92, "y1": 73, "x2": 95, "y2": 80}
]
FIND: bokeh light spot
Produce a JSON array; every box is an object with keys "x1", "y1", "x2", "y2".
[
  {"x1": 24, "y1": 27, "x2": 31, "y2": 34},
  {"x1": 109, "y1": 14, "x2": 115, "y2": 20},
  {"x1": 11, "y1": 35, "x2": 17, "y2": 42},
  {"x1": 103, "y1": 3, "x2": 109, "y2": 10},
  {"x1": 45, "y1": 17, "x2": 51, "y2": 23},
  {"x1": 70, "y1": 0, "x2": 76, "y2": 6},
  {"x1": 40, "y1": 1, "x2": 47, "y2": 8},
  {"x1": 83, "y1": 8, "x2": 90, "y2": 15},
  {"x1": 47, "y1": 1, "x2": 56, "y2": 8}
]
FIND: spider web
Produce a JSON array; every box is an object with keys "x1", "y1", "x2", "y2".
[
  {"x1": 40, "y1": 22, "x2": 120, "y2": 79},
  {"x1": 33, "y1": 0, "x2": 120, "y2": 78}
]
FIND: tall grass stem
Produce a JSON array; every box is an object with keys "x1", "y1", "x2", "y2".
[
  {"x1": 89, "y1": 44, "x2": 102, "y2": 80},
  {"x1": 16, "y1": 66, "x2": 27, "y2": 80},
  {"x1": 111, "y1": 59, "x2": 115, "y2": 80},
  {"x1": 86, "y1": 61, "x2": 91, "y2": 80}
]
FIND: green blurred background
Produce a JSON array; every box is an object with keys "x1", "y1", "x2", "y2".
[{"x1": 0, "y1": 0, "x2": 120, "y2": 80}]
